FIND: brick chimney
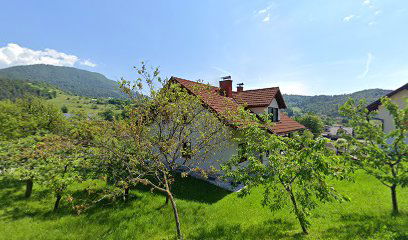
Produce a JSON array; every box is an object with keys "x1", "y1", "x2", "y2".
[
  {"x1": 219, "y1": 76, "x2": 232, "y2": 97},
  {"x1": 237, "y1": 83, "x2": 244, "y2": 92}
]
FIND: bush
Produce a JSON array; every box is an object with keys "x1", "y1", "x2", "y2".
[
  {"x1": 61, "y1": 105, "x2": 68, "y2": 113},
  {"x1": 296, "y1": 114, "x2": 324, "y2": 137},
  {"x1": 99, "y1": 109, "x2": 114, "y2": 121}
]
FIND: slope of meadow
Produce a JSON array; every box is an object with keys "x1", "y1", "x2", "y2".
[{"x1": 0, "y1": 171, "x2": 407, "y2": 240}]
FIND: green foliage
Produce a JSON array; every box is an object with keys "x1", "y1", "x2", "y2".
[
  {"x1": 339, "y1": 97, "x2": 408, "y2": 214},
  {"x1": 0, "y1": 97, "x2": 70, "y2": 202},
  {"x1": 295, "y1": 114, "x2": 324, "y2": 137},
  {"x1": 3, "y1": 135, "x2": 44, "y2": 183},
  {"x1": 61, "y1": 105, "x2": 68, "y2": 113},
  {"x1": 99, "y1": 109, "x2": 114, "y2": 121},
  {"x1": 0, "y1": 97, "x2": 64, "y2": 141},
  {"x1": 284, "y1": 89, "x2": 392, "y2": 117},
  {"x1": 0, "y1": 77, "x2": 57, "y2": 100},
  {"x1": 0, "y1": 64, "x2": 123, "y2": 98},
  {"x1": 223, "y1": 127, "x2": 349, "y2": 234}
]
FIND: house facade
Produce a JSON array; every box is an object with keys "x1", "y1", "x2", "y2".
[
  {"x1": 367, "y1": 83, "x2": 407, "y2": 143},
  {"x1": 171, "y1": 76, "x2": 305, "y2": 190}
]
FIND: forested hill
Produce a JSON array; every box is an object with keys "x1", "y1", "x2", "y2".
[
  {"x1": 0, "y1": 77, "x2": 58, "y2": 100},
  {"x1": 0, "y1": 64, "x2": 123, "y2": 98},
  {"x1": 283, "y1": 88, "x2": 392, "y2": 117}
]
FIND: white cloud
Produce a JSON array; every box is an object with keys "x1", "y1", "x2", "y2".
[
  {"x1": 80, "y1": 59, "x2": 97, "y2": 67},
  {"x1": 358, "y1": 52, "x2": 373, "y2": 78},
  {"x1": 257, "y1": 4, "x2": 274, "y2": 15},
  {"x1": 363, "y1": 0, "x2": 374, "y2": 8},
  {"x1": 256, "y1": 3, "x2": 275, "y2": 23},
  {"x1": 258, "y1": 9, "x2": 267, "y2": 14},
  {"x1": 343, "y1": 15, "x2": 355, "y2": 22},
  {"x1": 0, "y1": 43, "x2": 96, "y2": 68},
  {"x1": 374, "y1": 10, "x2": 381, "y2": 15},
  {"x1": 263, "y1": 14, "x2": 271, "y2": 23}
]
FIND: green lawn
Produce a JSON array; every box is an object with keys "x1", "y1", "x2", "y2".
[
  {"x1": 0, "y1": 171, "x2": 407, "y2": 240},
  {"x1": 47, "y1": 91, "x2": 117, "y2": 116}
]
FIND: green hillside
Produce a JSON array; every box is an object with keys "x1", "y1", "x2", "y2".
[
  {"x1": 0, "y1": 77, "x2": 57, "y2": 100},
  {"x1": 283, "y1": 89, "x2": 392, "y2": 117},
  {"x1": 0, "y1": 64, "x2": 123, "y2": 98}
]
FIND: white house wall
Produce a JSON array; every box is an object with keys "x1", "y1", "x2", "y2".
[
  {"x1": 375, "y1": 89, "x2": 407, "y2": 144},
  {"x1": 249, "y1": 99, "x2": 280, "y2": 120}
]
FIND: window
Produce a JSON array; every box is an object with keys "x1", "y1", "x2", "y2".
[{"x1": 268, "y1": 107, "x2": 279, "y2": 122}]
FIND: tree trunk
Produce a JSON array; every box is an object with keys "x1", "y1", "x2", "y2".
[
  {"x1": 391, "y1": 184, "x2": 398, "y2": 214},
  {"x1": 168, "y1": 192, "x2": 182, "y2": 240},
  {"x1": 288, "y1": 189, "x2": 308, "y2": 234},
  {"x1": 54, "y1": 194, "x2": 62, "y2": 211},
  {"x1": 163, "y1": 174, "x2": 182, "y2": 239},
  {"x1": 165, "y1": 184, "x2": 171, "y2": 205},
  {"x1": 25, "y1": 179, "x2": 33, "y2": 198},
  {"x1": 124, "y1": 186, "x2": 130, "y2": 201}
]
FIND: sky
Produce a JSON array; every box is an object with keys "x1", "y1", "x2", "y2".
[{"x1": 0, "y1": 0, "x2": 407, "y2": 95}]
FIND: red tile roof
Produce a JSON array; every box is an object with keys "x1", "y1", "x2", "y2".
[
  {"x1": 171, "y1": 77, "x2": 240, "y2": 119},
  {"x1": 272, "y1": 112, "x2": 305, "y2": 134},
  {"x1": 232, "y1": 88, "x2": 286, "y2": 108},
  {"x1": 171, "y1": 77, "x2": 305, "y2": 134}
]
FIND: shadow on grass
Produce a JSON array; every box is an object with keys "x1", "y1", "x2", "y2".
[
  {"x1": 189, "y1": 219, "x2": 302, "y2": 240},
  {"x1": 0, "y1": 178, "x2": 124, "y2": 221},
  {"x1": 0, "y1": 175, "x2": 231, "y2": 238},
  {"x1": 321, "y1": 212, "x2": 408, "y2": 240},
  {"x1": 134, "y1": 174, "x2": 230, "y2": 204}
]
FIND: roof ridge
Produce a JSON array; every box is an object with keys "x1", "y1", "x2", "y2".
[
  {"x1": 171, "y1": 76, "x2": 217, "y2": 88},
  {"x1": 235, "y1": 86, "x2": 280, "y2": 93}
]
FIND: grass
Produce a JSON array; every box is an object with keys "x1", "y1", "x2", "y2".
[
  {"x1": 47, "y1": 91, "x2": 117, "y2": 116},
  {"x1": 0, "y1": 171, "x2": 407, "y2": 240}
]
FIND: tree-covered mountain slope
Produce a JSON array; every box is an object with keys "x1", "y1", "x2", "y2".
[
  {"x1": 0, "y1": 64, "x2": 123, "y2": 98},
  {"x1": 283, "y1": 88, "x2": 392, "y2": 117},
  {"x1": 0, "y1": 76, "x2": 58, "y2": 100}
]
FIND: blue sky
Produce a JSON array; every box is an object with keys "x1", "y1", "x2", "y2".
[{"x1": 1, "y1": 0, "x2": 407, "y2": 95}]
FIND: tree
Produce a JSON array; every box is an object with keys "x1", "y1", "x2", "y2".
[
  {"x1": 35, "y1": 134, "x2": 83, "y2": 211},
  {"x1": 116, "y1": 63, "x2": 231, "y2": 239},
  {"x1": 339, "y1": 97, "x2": 408, "y2": 214},
  {"x1": 91, "y1": 119, "x2": 143, "y2": 200},
  {"x1": 61, "y1": 105, "x2": 68, "y2": 113},
  {"x1": 99, "y1": 109, "x2": 114, "y2": 121},
  {"x1": 5, "y1": 135, "x2": 43, "y2": 198},
  {"x1": 295, "y1": 114, "x2": 324, "y2": 137},
  {"x1": 222, "y1": 124, "x2": 348, "y2": 234},
  {"x1": 0, "y1": 97, "x2": 65, "y2": 198}
]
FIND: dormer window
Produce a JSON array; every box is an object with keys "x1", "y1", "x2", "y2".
[{"x1": 268, "y1": 107, "x2": 279, "y2": 122}]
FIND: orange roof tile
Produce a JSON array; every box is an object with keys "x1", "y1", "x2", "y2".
[
  {"x1": 271, "y1": 112, "x2": 306, "y2": 135},
  {"x1": 171, "y1": 77, "x2": 305, "y2": 134},
  {"x1": 232, "y1": 88, "x2": 286, "y2": 108}
]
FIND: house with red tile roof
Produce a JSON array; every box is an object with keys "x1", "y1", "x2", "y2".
[
  {"x1": 170, "y1": 76, "x2": 305, "y2": 190},
  {"x1": 171, "y1": 76, "x2": 305, "y2": 135}
]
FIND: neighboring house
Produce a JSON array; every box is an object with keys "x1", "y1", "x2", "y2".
[
  {"x1": 367, "y1": 83, "x2": 407, "y2": 143},
  {"x1": 322, "y1": 125, "x2": 353, "y2": 140},
  {"x1": 171, "y1": 76, "x2": 305, "y2": 190}
]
